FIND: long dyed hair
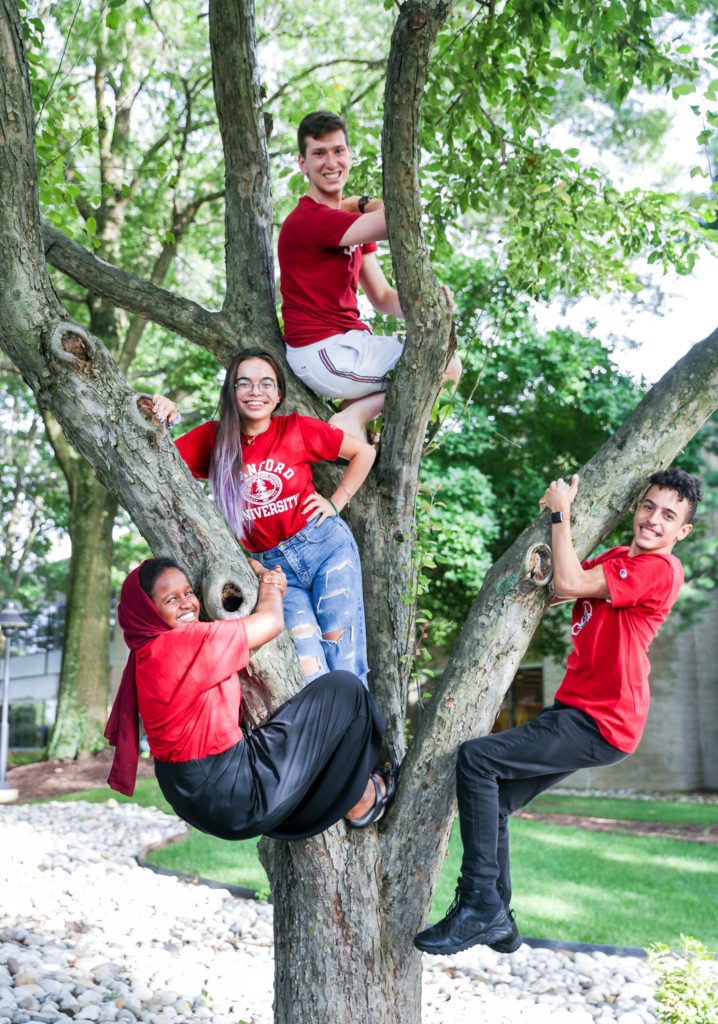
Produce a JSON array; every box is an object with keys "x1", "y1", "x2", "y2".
[{"x1": 208, "y1": 348, "x2": 286, "y2": 542}]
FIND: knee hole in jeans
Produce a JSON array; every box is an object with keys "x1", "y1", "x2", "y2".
[
  {"x1": 299, "y1": 656, "x2": 323, "y2": 677},
  {"x1": 322, "y1": 628, "x2": 347, "y2": 643},
  {"x1": 291, "y1": 623, "x2": 321, "y2": 640}
]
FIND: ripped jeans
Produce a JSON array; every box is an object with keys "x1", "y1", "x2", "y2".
[{"x1": 252, "y1": 516, "x2": 369, "y2": 686}]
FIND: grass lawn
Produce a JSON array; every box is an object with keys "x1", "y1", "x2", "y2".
[
  {"x1": 527, "y1": 792, "x2": 718, "y2": 825},
  {"x1": 46, "y1": 783, "x2": 718, "y2": 950},
  {"x1": 432, "y1": 819, "x2": 718, "y2": 949},
  {"x1": 8, "y1": 750, "x2": 45, "y2": 767}
]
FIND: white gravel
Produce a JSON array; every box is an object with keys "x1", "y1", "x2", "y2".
[{"x1": 0, "y1": 800, "x2": 712, "y2": 1024}]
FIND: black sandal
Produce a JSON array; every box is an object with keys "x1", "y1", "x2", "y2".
[
  {"x1": 346, "y1": 773, "x2": 386, "y2": 829},
  {"x1": 346, "y1": 757, "x2": 400, "y2": 830},
  {"x1": 375, "y1": 756, "x2": 399, "y2": 806}
]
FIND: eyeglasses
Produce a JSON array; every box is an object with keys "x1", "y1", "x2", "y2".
[{"x1": 233, "y1": 378, "x2": 278, "y2": 394}]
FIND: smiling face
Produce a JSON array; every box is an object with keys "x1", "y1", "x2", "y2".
[
  {"x1": 150, "y1": 568, "x2": 200, "y2": 628},
  {"x1": 233, "y1": 357, "x2": 282, "y2": 432},
  {"x1": 629, "y1": 486, "x2": 693, "y2": 556},
  {"x1": 297, "y1": 128, "x2": 352, "y2": 206}
]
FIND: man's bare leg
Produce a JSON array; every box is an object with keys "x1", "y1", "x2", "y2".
[
  {"x1": 444, "y1": 352, "x2": 462, "y2": 385},
  {"x1": 330, "y1": 354, "x2": 460, "y2": 441},
  {"x1": 329, "y1": 391, "x2": 386, "y2": 441}
]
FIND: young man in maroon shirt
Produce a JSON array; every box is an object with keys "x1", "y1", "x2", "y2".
[
  {"x1": 414, "y1": 466, "x2": 702, "y2": 957},
  {"x1": 278, "y1": 110, "x2": 460, "y2": 439}
]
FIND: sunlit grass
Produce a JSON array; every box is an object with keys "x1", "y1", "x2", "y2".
[
  {"x1": 48, "y1": 777, "x2": 174, "y2": 813},
  {"x1": 431, "y1": 818, "x2": 718, "y2": 949},
  {"x1": 149, "y1": 830, "x2": 269, "y2": 897},
  {"x1": 528, "y1": 792, "x2": 718, "y2": 825},
  {"x1": 41, "y1": 780, "x2": 718, "y2": 948}
]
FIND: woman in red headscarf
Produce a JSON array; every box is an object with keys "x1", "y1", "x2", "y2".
[{"x1": 105, "y1": 558, "x2": 397, "y2": 839}]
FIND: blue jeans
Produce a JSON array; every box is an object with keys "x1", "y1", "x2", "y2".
[{"x1": 253, "y1": 516, "x2": 369, "y2": 685}]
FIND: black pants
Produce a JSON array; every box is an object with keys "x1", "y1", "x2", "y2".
[
  {"x1": 456, "y1": 701, "x2": 628, "y2": 901},
  {"x1": 155, "y1": 670, "x2": 385, "y2": 841}
]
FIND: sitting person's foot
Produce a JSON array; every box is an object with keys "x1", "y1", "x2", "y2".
[
  {"x1": 413, "y1": 885, "x2": 513, "y2": 956},
  {"x1": 345, "y1": 758, "x2": 399, "y2": 829},
  {"x1": 488, "y1": 908, "x2": 522, "y2": 953}
]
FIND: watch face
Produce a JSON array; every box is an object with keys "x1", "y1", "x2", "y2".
[{"x1": 551, "y1": 511, "x2": 564, "y2": 523}]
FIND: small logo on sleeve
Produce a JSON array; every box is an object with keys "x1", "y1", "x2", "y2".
[{"x1": 571, "y1": 601, "x2": 593, "y2": 636}]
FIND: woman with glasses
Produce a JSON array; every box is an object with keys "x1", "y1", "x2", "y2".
[{"x1": 152, "y1": 347, "x2": 375, "y2": 685}]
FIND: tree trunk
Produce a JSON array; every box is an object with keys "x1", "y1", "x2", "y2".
[
  {"x1": 4, "y1": 1, "x2": 718, "y2": 1021},
  {"x1": 261, "y1": 828, "x2": 425, "y2": 1024},
  {"x1": 209, "y1": 0, "x2": 280, "y2": 342},
  {"x1": 46, "y1": 470, "x2": 116, "y2": 757},
  {"x1": 0, "y1": 0, "x2": 302, "y2": 710}
]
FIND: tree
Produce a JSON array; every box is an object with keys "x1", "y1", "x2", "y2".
[
  {"x1": 0, "y1": 369, "x2": 68, "y2": 603},
  {"x1": 31, "y1": 1, "x2": 231, "y2": 756},
  {"x1": 26, "y1": 0, "x2": 396, "y2": 756},
  {"x1": 2, "y1": 1, "x2": 718, "y2": 1021}
]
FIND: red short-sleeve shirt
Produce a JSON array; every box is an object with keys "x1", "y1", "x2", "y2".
[
  {"x1": 175, "y1": 413, "x2": 343, "y2": 552},
  {"x1": 136, "y1": 618, "x2": 249, "y2": 763},
  {"x1": 555, "y1": 546, "x2": 684, "y2": 752},
  {"x1": 278, "y1": 196, "x2": 378, "y2": 347}
]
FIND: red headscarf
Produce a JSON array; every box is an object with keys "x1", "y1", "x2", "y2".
[{"x1": 104, "y1": 563, "x2": 172, "y2": 795}]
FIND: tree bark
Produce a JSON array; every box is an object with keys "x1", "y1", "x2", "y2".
[
  {"x1": 208, "y1": 0, "x2": 281, "y2": 343},
  {"x1": 4, "y1": 1, "x2": 718, "y2": 1021},
  {"x1": 352, "y1": 0, "x2": 458, "y2": 741},
  {"x1": 46, "y1": 467, "x2": 116, "y2": 757},
  {"x1": 0, "y1": 0, "x2": 302, "y2": 711}
]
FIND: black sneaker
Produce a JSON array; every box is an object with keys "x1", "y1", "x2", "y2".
[
  {"x1": 488, "y1": 908, "x2": 522, "y2": 953},
  {"x1": 413, "y1": 889, "x2": 513, "y2": 956}
]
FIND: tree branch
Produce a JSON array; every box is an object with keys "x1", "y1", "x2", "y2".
[
  {"x1": 349, "y1": 0, "x2": 456, "y2": 752},
  {"x1": 208, "y1": 0, "x2": 281, "y2": 344},
  {"x1": 381, "y1": 0, "x2": 456, "y2": 492},
  {"x1": 386, "y1": 326, "x2": 718, "y2": 922},
  {"x1": 42, "y1": 221, "x2": 238, "y2": 363},
  {"x1": 0, "y1": 0, "x2": 302, "y2": 708}
]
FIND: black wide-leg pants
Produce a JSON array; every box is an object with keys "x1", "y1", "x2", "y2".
[
  {"x1": 154, "y1": 670, "x2": 385, "y2": 841},
  {"x1": 455, "y1": 701, "x2": 628, "y2": 903}
]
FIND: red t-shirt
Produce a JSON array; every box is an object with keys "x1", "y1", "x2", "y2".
[
  {"x1": 175, "y1": 413, "x2": 343, "y2": 552},
  {"x1": 555, "y1": 546, "x2": 684, "y2": 752},
  {"x1": 278, "y1": 195, "x2": 378, "y2": 347},
  {"x1": 136, "y1": 618, "x2": 249, "y2": 763}
]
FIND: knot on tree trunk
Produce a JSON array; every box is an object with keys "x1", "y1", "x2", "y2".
[
  {"x1": 132, "y1": 393, "x2": 186, "y2": 438},
  {"x1": 135, "y1": 394, "x2": 162, "y2": 425},
  {"x1": 203, "y1": 568, "x2": 256, "y2": 620},
  {"x1": 49, "y1": 321, "x2": 94, "y2": 371},
  {"x1": 514, "y1": 543, "x2": 554, "y2": 597},
  {"x1": 524, "y1": 543, "x2": 552, "y2": 585},
  {"x1": 409, "y1": 7, "x2": 428, "y2": 29}
]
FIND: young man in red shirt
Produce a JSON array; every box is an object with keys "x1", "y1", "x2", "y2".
[
  {"x1": 278, "y1": 110, "x2": 460, "y2": 439},
  {"x1": 414, "y1": 466, "x2": 702, "y2": 956}
]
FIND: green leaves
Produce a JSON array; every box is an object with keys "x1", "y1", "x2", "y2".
[
  {"x1": 107, "y1": 0, "x2": 128, "y2": 31},
  {"x1": 415, "y1": 0, "x2": 707, "y2": 302}
]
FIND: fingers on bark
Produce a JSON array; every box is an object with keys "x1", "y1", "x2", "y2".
[
  {"x1": 203, "y1": 568, "x2": 256, "y2": 619},
  {"x1": 131, "y1": 394, "x2": 168, "y2": 430}
]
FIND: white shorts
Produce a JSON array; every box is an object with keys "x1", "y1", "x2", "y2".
[{"x1": 286, "y1": 330, "x2": 404, "y2": 400}]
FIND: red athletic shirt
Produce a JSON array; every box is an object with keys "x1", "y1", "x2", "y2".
[
  {"x1": 175, "y1": 413, "x2": 343, "y2": 552},
  {"x1": 136, "y1": 618, "x2": 249, "y2": 763},
  {"x1": 555, "y1": 546, "x2": 684, "y2": 753},
  {"x1": 278, "y1": 195, "x2": 378, "y2": 347}
]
